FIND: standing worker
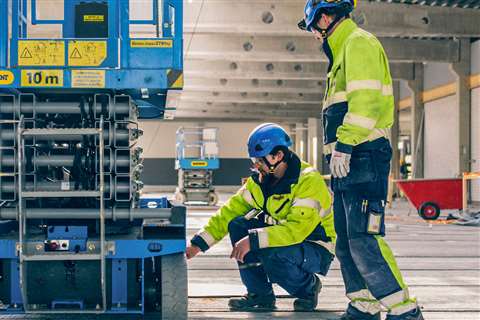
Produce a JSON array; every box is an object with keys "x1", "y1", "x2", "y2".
[
  {"x1": 185, "y1": 123, "x2": 335, "y2": 312},
  {"x1": 298, "y1": 1, "x2": 424, "y2": 320}
]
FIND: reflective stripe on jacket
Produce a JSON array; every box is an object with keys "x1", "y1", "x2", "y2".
[
  {"x1": 322, "y1": 18, "x2": 394, "y2": 154},
  {"x1": 191, "y1": 153, "x2": 335, "y2": 252}
]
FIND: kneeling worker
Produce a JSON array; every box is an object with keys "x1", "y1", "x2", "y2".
[{"x1": 186, "y1": 123, "x2": 335, "y2": 312}]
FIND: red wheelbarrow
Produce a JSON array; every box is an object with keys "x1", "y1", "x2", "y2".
[{"x1": 395, "y1": 178, "x2": 463, "y2": 220}]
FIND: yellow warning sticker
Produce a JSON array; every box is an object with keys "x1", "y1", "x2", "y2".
[
  {"x1": 18, "y1": 40, "x2": 65, "y2": 66},
  {"x1": 191, "y1": 161, "x2": 208, "y2": 167},
  {"x1": 0, "y1": 70, "x2": 15, "y2": 85},
  {"x1": 130, "y1": 40, "x2": 173, "y2": 48},
  {"x1": 83, "y1": 15, "x2": 104, "y2": 22},
  {"x1": 68, "y1": 41, "x2": 107, "y2": 66},
  {"x1": 21, "y1": 70, "x2": 63, "y2": 87},
  {"x1": 71, "y1": 70, "x2": 105, "y2": 88}
]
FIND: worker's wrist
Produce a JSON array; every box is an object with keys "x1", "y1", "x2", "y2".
[
  {"x1": 335, "y1": 141, "x2": 353, "y2": 154},
  {"x1": 191, "y1": 235, "x2": 209, "y2": 252}
]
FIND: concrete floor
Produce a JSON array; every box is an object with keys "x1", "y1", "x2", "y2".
[
  {"x1": 186, "y1": 193, "x2": 480, "y2": 320},
  {"x1": 1, "y1": 193, "x2": 478, "y2": 319}
]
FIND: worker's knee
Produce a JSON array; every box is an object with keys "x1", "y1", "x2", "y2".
[
  {"x1": 335, "y1": 237, "x2": 351, "y2": 262},
  {"x1": 348, "y1": 236, "x2": 380, "y2": 270},
  {"x1": 259, "y1": 248, "x2": 292, "y2": 282}
]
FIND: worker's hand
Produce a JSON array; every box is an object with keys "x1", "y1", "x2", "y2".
[
  {"x1": 185, "y1": 245, "x2": 201, "y2": 260},
  {"x1": 330, "y1": 150, "x2": 351, "y2": 178},
  {"x1": 230, "y1": 236, "x2": 251, "y2": 263}
]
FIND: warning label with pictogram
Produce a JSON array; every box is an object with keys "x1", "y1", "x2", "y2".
[
  {"x1": 68, "y1": 41, "x2": 107, "y2": 66},
  {"x1": 70, "y1": 48, "x2": 82, "y2": 59},
  {"x1": 18, "y1": 40, "x2": 65, "y2": 66}
]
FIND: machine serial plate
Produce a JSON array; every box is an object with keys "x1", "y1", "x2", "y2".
[{"x1": 71, "y1": 69, "x2": 106, "y2": 88}]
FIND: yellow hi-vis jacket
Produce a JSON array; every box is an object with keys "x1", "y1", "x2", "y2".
[
  {"x1": 322, "y1": 18, "x2": 394, "y2": 155},
  {"x1": 190, "y1": 153, "x2": 335, "y2": 252}
]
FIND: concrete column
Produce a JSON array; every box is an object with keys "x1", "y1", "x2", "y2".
[
  {"x1": 307, "y1": 118, "x2": 323, "y2": 171},
  {"x1": 289, "y1": 123, "x2": 297, "y2": 152},
  {"x1": 295, "y1": 122, "x2": 308, "y2": 161},
  {"x1": 450, "y1": 39, "x2": 472, "y2": 175},
  {"x1": 391, "y1": 81, "x2": 401, "y2": 181},
  {"x1": 407, "y1": 63, "x2": 424, "y2": 178}
]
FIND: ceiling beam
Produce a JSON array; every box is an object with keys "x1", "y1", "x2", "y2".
[
  {"x1": 183, "y1": 0, "x2": 480, "y2": 38},
  {"x1": 180, "y1": 91, "x2": 323, "y2": 104},
  {"x1": 185, "y1": 61, "x2": 415, "y2": 80},
  {"x1": 177, "y1": 101, "x2": 320, "y2": 111},
  {"x1": 185, "y1": 78, "x2": 324, "y2": 94},
  {"x1": 184, "y1": 34, "x2": 459, "y2": 63},
  {"x1": 173, "y1": 110, "x2": 319, "y2": 121}
]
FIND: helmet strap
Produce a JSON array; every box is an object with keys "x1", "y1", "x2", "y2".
[
  {"x1": 263, "y1": 156, "x2": 281, "y2": 174},
  {"x1": 263, "y1": 149, "x2": 290, "y2": 174},
  {"x1": 314, "y1": 13, "x2": 346, "y2": 38}
]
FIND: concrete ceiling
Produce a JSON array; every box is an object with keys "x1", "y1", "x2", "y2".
[
  {"x1": 31, "y1": 1, "x2": 480, "y2": 131},
  {"x1": 177, "y1": 0, "x2": 480, "y2": 126}
]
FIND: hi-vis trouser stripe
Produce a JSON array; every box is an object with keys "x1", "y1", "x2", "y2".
[
  {"x1": 380, "y1": 289, "x2": 418, "y2": 315},
  {"x1": 346, "y1": 289, "x2": 382, "y2": 315}
]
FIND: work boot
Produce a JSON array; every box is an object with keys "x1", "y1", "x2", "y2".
[
  {"x1": 386, "y1": 307, "x2": 424, "y2": 320},
  {"x1": 293, "y1": 275, "x2": 322, "y2": 311},
  {"x1": 330, "y1": 305, "x2": 381, "y2": 320},
  {"x1": 334, "y1": 312, "x2": 381, "y2": 320},
  {"x1": 228, "y1": 292, "x2": 276, "y2": 311}
]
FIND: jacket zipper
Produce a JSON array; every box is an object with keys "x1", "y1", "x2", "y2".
[{"x1": 274, "y1": 198, "x2": 290, "y2": 214}]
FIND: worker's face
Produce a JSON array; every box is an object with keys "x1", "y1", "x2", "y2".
[
  {"x1": 250, "y1": 152, "x2": 284, "y2": 174},
  {"x1": 312, "y1": 14, "x2": 333, "y2": 41}
]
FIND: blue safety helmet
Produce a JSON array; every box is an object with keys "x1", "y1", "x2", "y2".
[
  {"x1": 298, "y1": 0, "x2": 356, "y2": 32},
  {"x1": 247, "y1": 123, "x2": 292, "y2": 158}
]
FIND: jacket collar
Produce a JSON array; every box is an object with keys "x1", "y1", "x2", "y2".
[{"x1": 323, "y1": 18, "x2": 358, "y2": 67}]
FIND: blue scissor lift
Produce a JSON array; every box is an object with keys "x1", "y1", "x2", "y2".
[
  {"x1": 175, "y1": 127, "x2": 220, "y2": 206},
  {"x1": 0, "y1": 1, "x2": 187, "y2": 318}
]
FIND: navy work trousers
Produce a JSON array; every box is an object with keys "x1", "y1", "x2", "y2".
[
  {"x1": 228, "y1": 216, "x2": 333, "y2": 299},
  {"x1": 331, "y1": 139, "x2": 406, "y2": 306}
]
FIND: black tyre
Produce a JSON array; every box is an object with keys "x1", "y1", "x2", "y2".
[
  {"x1": 418, "y1": 202, "x2": 441, "y2": 220},
  {"x1": 144, "y1": 253, "x2": 188, "y2": 320}
]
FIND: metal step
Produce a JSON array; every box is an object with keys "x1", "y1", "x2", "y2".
[
  {"x1": 22, "y1": 253, "x2": 102, "y2": 261},
  {"x1": 25, "y1": 310, "x2": 107, "y2": 315},
  {"x1": 22, "y1": 128, "x2": 99, "y2": 136},
  {"x1": 21, "y1": 191, "x2": 100, "y2": 198}
]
